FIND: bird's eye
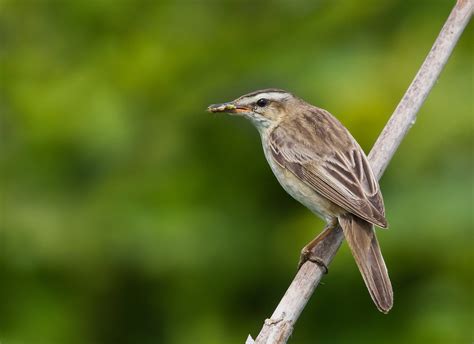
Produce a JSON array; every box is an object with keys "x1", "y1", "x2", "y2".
[{"x1": 256, "y1": 98, "x2": 269, "y2": 107}]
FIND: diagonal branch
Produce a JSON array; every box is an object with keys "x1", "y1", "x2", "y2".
[{"x1": 248, "y1": 1, "x2": 473, "y2": 343}]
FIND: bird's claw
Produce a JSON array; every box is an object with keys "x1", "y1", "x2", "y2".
[{"x1": 297, "y1": 249, "x2": 328, "y2": 274}]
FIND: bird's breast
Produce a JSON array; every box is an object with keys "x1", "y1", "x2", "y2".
[{"x1": 261, "y1": 137, "x2": 343, "y2": 223}]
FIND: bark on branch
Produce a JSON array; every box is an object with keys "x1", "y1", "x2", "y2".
[{"x1": 247, "y1": 1, "x2": 473, "y2": 343}]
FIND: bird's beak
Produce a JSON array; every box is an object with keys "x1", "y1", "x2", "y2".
[{"x1": 207, "y1": 102, "x2": 249, "y2": 114}]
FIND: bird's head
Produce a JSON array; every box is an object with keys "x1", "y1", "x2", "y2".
[{"x1": 207, "y1": 89, "x2": 296, "y2": 131}]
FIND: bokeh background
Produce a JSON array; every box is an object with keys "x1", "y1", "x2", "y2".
[{"x1": 1, "y1": 1, "x2": 472, "y2": 343}]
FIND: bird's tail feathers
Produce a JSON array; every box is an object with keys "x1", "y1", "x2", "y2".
[{"x1": 338, "y1": 213, "x2": 393, "y2": 313}]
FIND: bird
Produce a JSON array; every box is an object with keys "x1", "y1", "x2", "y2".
[{"x1": 207, "y1": 88, "x2": 393, "y2": 313}]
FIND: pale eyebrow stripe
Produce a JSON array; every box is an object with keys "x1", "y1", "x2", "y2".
[
  {"x1": 241, "y1": 88, "x2": 288, "y2": 98},
  {"x1": 241, "y1": 92, "x2": 290, "y2": 104}
]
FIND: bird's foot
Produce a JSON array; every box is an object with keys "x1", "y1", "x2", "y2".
[{"x1": 297, "y1": 248, "x2": 328, "y2": 274}]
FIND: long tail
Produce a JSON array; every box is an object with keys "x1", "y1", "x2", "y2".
[{"x1": 338, "y1": 213, "x2": 393, "y2": 313}]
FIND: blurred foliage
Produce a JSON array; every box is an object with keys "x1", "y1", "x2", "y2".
[{"x1": 0, "y1": 1, "x2": 472, "y2": 343}]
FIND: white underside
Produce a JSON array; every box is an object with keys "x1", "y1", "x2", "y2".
[{"x1": 260, "y1": 129, "x2": 342, "y2": 223}]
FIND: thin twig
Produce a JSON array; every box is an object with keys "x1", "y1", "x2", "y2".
[{"x1": 248, "y1": 1, "x2": 473, "y2": 343}]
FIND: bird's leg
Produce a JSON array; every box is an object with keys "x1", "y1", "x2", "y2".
[{"x1": 297, "y1": 219, "x2": 338, "y2": 273}]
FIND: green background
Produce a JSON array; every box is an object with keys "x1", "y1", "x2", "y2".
[{"x1": 1, "y1": 1, "x2": 472, "y2": 343}]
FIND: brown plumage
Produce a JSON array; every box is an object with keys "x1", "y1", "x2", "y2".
[
  {"x1": 269, "y1": 108, "x2": 387, "y2": 228},
  {"x1": 208, "y1": 89, "x2": 393, "y2": 313}
]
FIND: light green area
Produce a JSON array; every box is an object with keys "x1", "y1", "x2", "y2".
[{"x1": 1, "y1": 1, "x2": 472, "y2": 343}]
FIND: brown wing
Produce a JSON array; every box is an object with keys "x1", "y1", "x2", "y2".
[{"x1": 270, "y1": 108, "x2": 387, "y2": 228}]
